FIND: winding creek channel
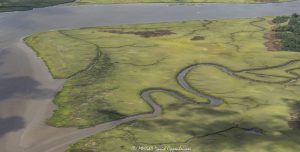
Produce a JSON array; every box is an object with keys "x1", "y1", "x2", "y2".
[{"x1": 1, "y1": 1, "x2": 300, "y2": 152}]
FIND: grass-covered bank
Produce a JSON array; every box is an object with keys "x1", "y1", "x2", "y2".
[
  {"x1": 0, "y1": 0, "x2": 74, "y2": 12},
  {"x1": 76, "y1": 0, "x2": 290, "y2": 5},
  {"x1": 25, "y1": 17, "x2": 300, "y2": 152}
]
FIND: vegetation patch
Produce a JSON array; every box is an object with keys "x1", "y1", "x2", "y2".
[
  {"x1": 272, "y1": 14, "x2": 300, "y2": 52},
  {"x1": 0, "y1": 0, "x2": 74, "y2": 12},
  {"x1": 103, "y1": 29, "x2": 175, "y2": 38},
  {"x1": 272, "y1": 16, "x2": 290, "y2": 24},
  {"x1": 190, "y1": 36, "x2": 205, "y2": 41}
]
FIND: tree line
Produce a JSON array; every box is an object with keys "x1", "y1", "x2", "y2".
[{"x1": 273, "y1": 14, "x2": 300, "y2": 52}]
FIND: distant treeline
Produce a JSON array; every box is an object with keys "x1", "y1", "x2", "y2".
[
  {"x1": 0, "y1": 0, "x2": 74, "y2": 12},
  {"x1": 272, "y1": 14, "x2": 300, "y2": 52}
]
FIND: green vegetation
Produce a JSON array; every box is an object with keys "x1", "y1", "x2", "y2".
[
  {"x1": 272, "y1": 16, "x2": 290, "y2": 24},
  {"x1": 273, "y1": 14, "x2": 300, "y2": 52},
  {"x1": 0, "y1": 0, "x2": 74, "y2": 12},
  {"x1": 25, "y1": 17, "x2": 300, "y2": 151},
  {"x1": 76, "y1": 0, "x2": 289, "y2": 5}
]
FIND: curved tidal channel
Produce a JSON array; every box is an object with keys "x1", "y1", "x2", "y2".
[
  {"x1": 26, "y1": 63, "x2": 224, "y2": 152},
  {"x1": 26, "y1": 59, "x2": 300, "y2": 152},
  {"x1": 1, "y1": 1, "x2": 300, "y2": 152}
]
